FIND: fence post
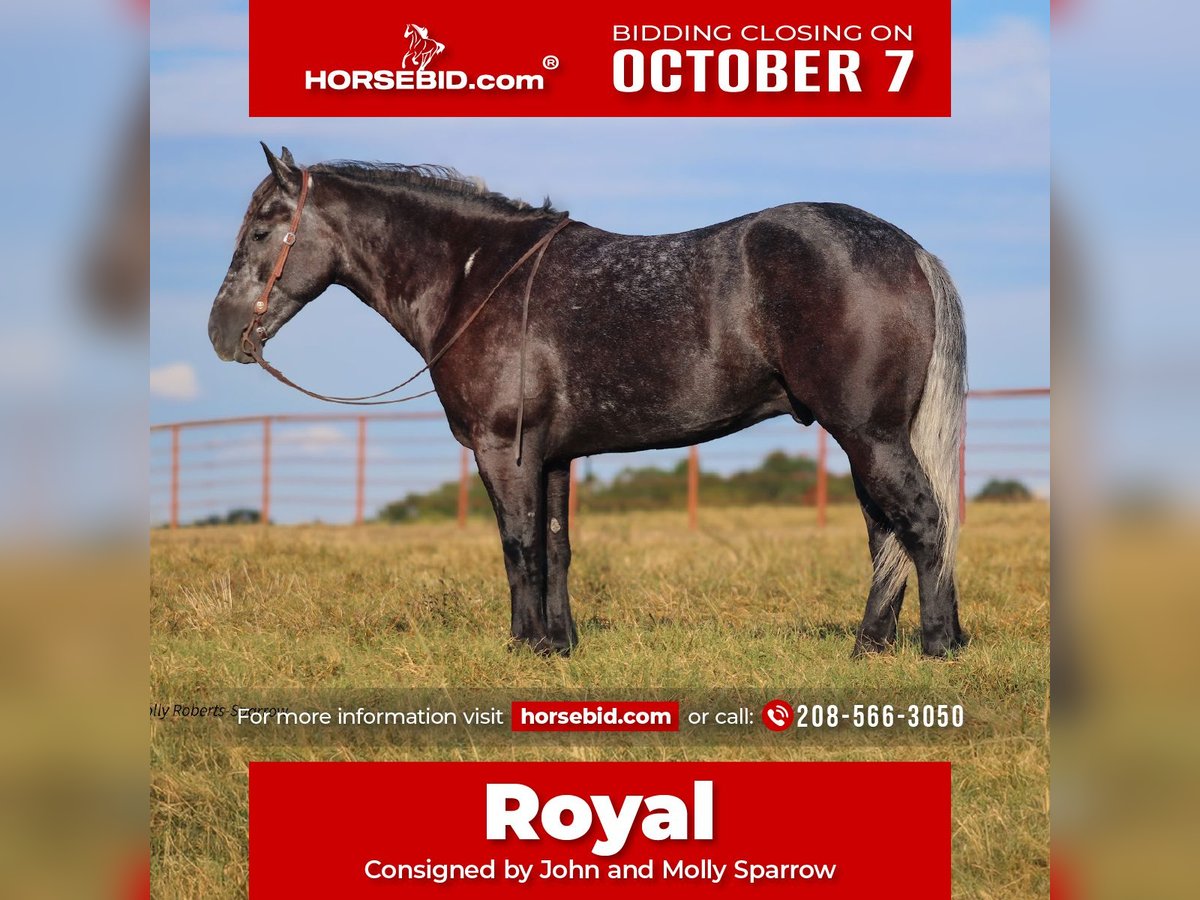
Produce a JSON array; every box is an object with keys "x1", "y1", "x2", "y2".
[
  {"x1": 816, "y1": 426, "x2": 828, "y2": 528},
  {"x1": 169, "y1": 424, "x2": 180, "y2": 529},
  {"x1": 457, "y1": 446, "x2": 469, "y2": 528},
  {"x1": 261, "y1": 418, "x2": 271, "y2": 526},
  {"x1": 355, "y1": 416, "x2": 367, "y2": 526},
  {"x1": 569, "y1": 459, "x2": 579, "y2": 532},
  {"x1": 959, "y1": 398, "x2": 967, "y2": 524},
  {"x1": 687, "y1": 446, "x2": 699, "y2": 531}
]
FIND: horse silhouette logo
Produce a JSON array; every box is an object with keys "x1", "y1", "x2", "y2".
[{"x1": 403, "y1": 23, "x2": 446, "y2": 72}]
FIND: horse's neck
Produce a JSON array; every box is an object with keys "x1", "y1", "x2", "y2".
[{"x1": 332, "y1": 188, "x2": 504, "y2": 361}]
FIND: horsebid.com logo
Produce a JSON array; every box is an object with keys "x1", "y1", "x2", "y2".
[
  {"x1": 305, "y1": 21, "x2": 550, "y2": 92},
  {"x1": 401, "y1": 23, "x2": 444, "y2": 72}
]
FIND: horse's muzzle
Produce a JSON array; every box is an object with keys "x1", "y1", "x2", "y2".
[{"x1": 208, "y1": 314, "x2": 257, "y2": 364}]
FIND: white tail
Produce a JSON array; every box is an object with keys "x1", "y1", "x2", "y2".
[{"x1": 873, "y1": 248, "x2": 967, "y2": 598}]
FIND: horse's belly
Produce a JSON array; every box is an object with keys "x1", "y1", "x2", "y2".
[{"x1": 558, "y1": 379, "x2": 790, "y2": 456}]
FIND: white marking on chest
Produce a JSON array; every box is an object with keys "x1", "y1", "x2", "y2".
[{"x1": 464, "y1": 248, "x2": 480, "y2": 276}]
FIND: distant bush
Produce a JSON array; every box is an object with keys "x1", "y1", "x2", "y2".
[
  {"x1": 974, "y1": 479, "x2": 1033, "y2": 502},
  {"x1": 190, "y1": 508, "x2": 262, "y2": 526}
]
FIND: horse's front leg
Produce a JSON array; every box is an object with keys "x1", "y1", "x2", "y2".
[
  {"x1": 475, "y1": 444, "x2": 551, "y2": 653},
  {"x1": 544, "y1": 461, "x2": 578, "y2": 654}
]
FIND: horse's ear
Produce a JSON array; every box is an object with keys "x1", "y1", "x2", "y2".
[
  {"x1": 280, "y1": 146, "x2": 295, "y2": 166},
  {"x1": 260, "y1": 141, "x2": 298, "y2": 191}
]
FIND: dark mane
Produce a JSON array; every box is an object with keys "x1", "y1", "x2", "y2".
[{"x1": 309, "y1": 160, "x2": 562, "y2": 218}]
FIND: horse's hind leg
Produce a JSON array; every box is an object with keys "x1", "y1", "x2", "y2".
[
  {"x1": 851, "y1": 473, "x2": 908, "y2": 655},
  {"x1": 474, "y1": 445, "x2": 553, "y2": 653},
  {"x1": 841, "y1": 431, "x2": 967, "y2": 657},
  {"x1": 544, "y1": 462, "x2": 578, "y2": 653}
]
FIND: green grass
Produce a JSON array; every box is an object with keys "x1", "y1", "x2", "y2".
[{"x1": 151, "y1": 502, "x2": 1049, "y2": 898}]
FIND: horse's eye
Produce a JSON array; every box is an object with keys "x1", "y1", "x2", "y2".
[{"x1": 252, "y1": 230, "x2": 269, "y2": 242}]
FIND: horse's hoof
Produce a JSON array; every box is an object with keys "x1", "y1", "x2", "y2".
[
  {"x1": 851, "y1": 634, "x2": 895, "y2": 658},
  {"x1": 921, "y1": 630, "x2": 970, "y2": 658},
  {"x1": 545, "y1": 627, "x2": 578, "y2": 657},
  {"x1": 507, "y1": 635, "x2": 549, "y2": 655},
  {"x1": 508, "y1": 634, "x2": 575, "y2": 658}
]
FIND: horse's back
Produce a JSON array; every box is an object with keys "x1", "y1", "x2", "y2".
[
  {"x1": 564, "y1": 201, "x2": 923, "y2": 289},
  {"x1": 572, "y1": 201, "x2": 936, "y2": 433}
]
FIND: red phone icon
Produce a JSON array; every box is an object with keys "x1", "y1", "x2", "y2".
[{"x1": 761, "y1": 699, "x2": 794, "y2": 732}]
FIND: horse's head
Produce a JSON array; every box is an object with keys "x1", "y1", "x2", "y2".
[
  {"x1": 208, "y1": 144, "x2": 340, "y2": 363},
  {"x1": 404, "y1": 23, "x2": 425, "y2": 39}
]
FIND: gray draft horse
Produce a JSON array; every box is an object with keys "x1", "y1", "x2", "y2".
[{"x1": 208, "y1": 146, "x2": 968, "y2": 658}]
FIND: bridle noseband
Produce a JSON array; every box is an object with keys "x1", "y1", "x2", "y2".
[{"x1": 237, "y1": 165, "x2": 571, "y2": 460}]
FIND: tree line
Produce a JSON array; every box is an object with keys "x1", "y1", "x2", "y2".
[
  {"x1": 171, "y1": 456, "x2": 1033, "y2": 526},
  {"x1": 378, "y1": 451, "x2": 857, "y2": 523}
]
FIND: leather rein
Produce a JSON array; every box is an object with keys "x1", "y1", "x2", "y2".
[{"x1": 239, "y1": 167, "x2": 571, "y2": 459}]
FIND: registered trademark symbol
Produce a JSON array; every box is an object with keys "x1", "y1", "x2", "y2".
[{"x1": 542, "y1": 55, "x2": 559, "y2": 70}]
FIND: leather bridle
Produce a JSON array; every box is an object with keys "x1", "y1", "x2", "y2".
[
  {"x1": 240, "y1": 167, "x2": 312, "y2": 361},
  {"x1": 236, "y1": 165, "x2": 571, "y2": 458}
]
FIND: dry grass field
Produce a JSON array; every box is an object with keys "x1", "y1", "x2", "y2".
[{"x1": 151, "y1": 502, "x2": 1049, "y2": 898}]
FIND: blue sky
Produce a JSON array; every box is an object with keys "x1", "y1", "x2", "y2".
[{"x1": 149, "y1": 1, "x2": 1049, "y2": 521}]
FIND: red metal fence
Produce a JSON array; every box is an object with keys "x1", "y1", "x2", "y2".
[{"x1": 149, "y1": 388, "x2": 1048, "y2": 529}]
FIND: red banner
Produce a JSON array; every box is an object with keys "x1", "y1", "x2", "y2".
[
  {"x1": 249, "y1": 1, "x2": 950, "y2": 117},
  {"x1": 249, "y1": 761, "x2": 950, "y2": 897}
]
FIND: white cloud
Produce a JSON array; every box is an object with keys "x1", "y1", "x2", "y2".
[
  {"x1": 210, "y1": 424, "x2": 350, "y2": 464},
  {"x1": 150, "y1": 362, "x2": 199, "y2": 400},
  {"x1": 280, "y1": 424, "x2": 349, "y2": 452}
]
